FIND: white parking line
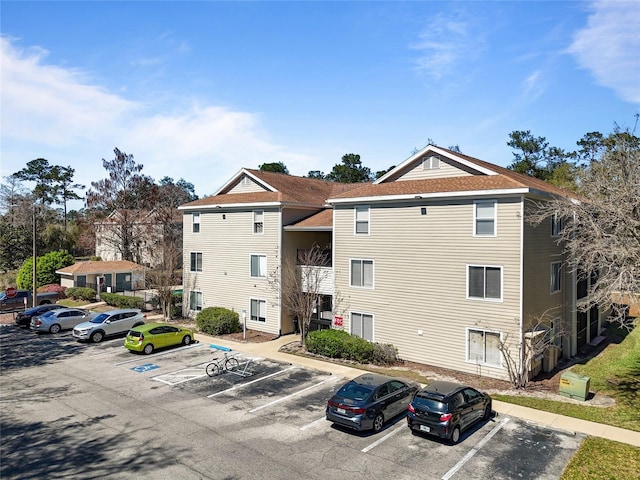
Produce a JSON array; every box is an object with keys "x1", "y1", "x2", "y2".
[
  {"x1": 207, "y1": 366, "x2": 296, "y2": 398},
  {"x1": 151, "y1": 368, "x2": 209, "y2": 386},
  {"x1": 300, "y1": 416, "x2": 327, "y2": 431},
  {"x1": 248, "y1": 380, "x2": 327, "y2": 413},
  {"x1": 361, "y1": 422, "x2": 406, "y2": 452},
  {"x1": 441, "y1": 417, "x2": 510, "y2": 480},
  {"x1": 114, "y1": 342, "x2": 205, "y2": 365}
]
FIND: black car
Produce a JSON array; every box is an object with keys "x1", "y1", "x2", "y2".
[
  {"x1": 326, "y1": 373, "x2": 419, "y2": 432},
  {"x1": 407, "y1": 381, "x2": 492, "y2": 444},
  {"x1": 14, "y1": 304, "x2": 65, "y2": 328}
]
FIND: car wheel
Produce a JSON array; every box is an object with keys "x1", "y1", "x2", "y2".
[
  {"x1": 483, "y1": 403, "x2": 492, "y2": 421},
  {"x1": 373, "y1": 413, "x2": 384, "y2": 433},
  {"x1": 49, "y1": 324, "x2": 61, "y2": 334},
  {"x1": 143, "y1": 344, "x2": 154, "y2": 355},
  {"x1": 90, "y1": 331, "x2": 104, "y2": 343},
  {"x1": 450, "y1": 426, "x2": 461, "y2": 445},
  {"x1": 182, "y1": 335, "x2": 192, "y2": 346}
]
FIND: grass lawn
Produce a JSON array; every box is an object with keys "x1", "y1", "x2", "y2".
[{"x1": 497, "y1": 322, "x2": 640, "y2": 478}]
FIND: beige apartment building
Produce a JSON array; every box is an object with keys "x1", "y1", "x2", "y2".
[{"x1": 179, "y1": 145, "x2": 603, "y2": 381}]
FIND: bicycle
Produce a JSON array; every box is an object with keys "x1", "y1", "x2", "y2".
[{"x1": 206, "y1": 352, "x2": 240, "y2": 377}]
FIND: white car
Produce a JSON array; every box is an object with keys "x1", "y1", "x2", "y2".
[
  {"x1": 30, "y1": 308, "x2": 96, "y2": 334},
  {"x1": 73, "y1": 309, "x2": 146, "y2": 343}
]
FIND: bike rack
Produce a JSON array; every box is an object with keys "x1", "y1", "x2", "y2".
[{"x1": 227, "y1": 358, "x2": 255, "y2": 378}]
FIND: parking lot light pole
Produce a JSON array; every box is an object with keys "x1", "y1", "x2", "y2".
[{"x1": 32, "y1": 203, "x2": 37, "y2": 308}]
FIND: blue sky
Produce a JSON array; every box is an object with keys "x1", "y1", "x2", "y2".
[{"x1": 1, "y1": 1, "x2": 638, "y2": 205}]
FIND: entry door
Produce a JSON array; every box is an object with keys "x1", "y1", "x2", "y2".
[
  {"x1": 589, "y1": 307, "x2": 599, "y2": 339},
  {"x1": 577, "y1": 312, "x2": 588, "y2": 349}
]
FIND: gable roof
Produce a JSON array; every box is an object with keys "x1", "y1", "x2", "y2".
[
  {"x1": 56, "y1": 260, "x2": 145, "y2": 275},
  {"x1": 329, "y1": 145, "x2": 575, "y2": 203},
  {"x1": 179, "y1": 169, "x2": 362, "y2": 210}
]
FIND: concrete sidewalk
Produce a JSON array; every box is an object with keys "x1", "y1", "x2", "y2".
[{"x1": 196, "y1": 331, "x2": 640, "y2": 448}]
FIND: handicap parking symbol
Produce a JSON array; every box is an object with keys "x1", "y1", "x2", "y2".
[{"x1": 131, "y1": 363, "x2": 159, "y2": 373}]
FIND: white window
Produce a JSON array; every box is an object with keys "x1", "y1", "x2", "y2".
[
  {"x1": 551, "y1": 262, "x2": 562, "y2": 293},
  {"x1": 474, "y1": 200, "x2": 496, "y2": 236},
  {"x1": 190, "y1": 252, "x2": 203, "y2": 272},
  {"x1": 467, "y1": 329, "x2": 501, "y2": 366},
  {"x1": 250, "y1": 299, "x2": 266, "y2": 322},
  {"x1": 189, "y1": 291, "x2": 203, "y2": 311},
  {"x1": 350, "y1": 259, "x2": 374, "y2": 288},
  {"x1": 468, "y1": 265, "x2": 502, "y2": 301},
  {"x1": 422, "y1": 155, "x2": 440, "y2": 170},
  {"x1": 250, "y1": 254, "x2": 267, "y2": 278},
  {"x1": 355, "y1": 206, "x2": 369, "y2": 234},
  {"x1": 551, "y1": 213, "x2": 561, "y2": 237},
  {"x1": 351, "y1": 312, "x2": 373, "y2": 341},
  {"x1": 253, "y1": 210, "x2": 264, "y2": 234},
  {"x1": 242, "y1": 176, "x2": 251, "y2": 186},
  {"x1": 192, "y1": 212, "x2": 200, "y2": 233}
]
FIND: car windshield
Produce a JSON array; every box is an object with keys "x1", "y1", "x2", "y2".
[
  {"x1": 39, "y1": 310, "x2": 58, "y2": 318},
  {"x1": 90, "y1": 313, "x2": 109, "y2": 324},
  {"x1": 336, "y1": 382, "x2": 374, "y2": 402},
  {"x1": 413, "y1": 394, "x2": 447, "y2": 412},
  {"x1": 128, "y1": 330, "x2": 142, "y2": 338}
]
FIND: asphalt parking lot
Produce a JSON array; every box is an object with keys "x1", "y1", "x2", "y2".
[{"x1": 0, "y1": 323, "x2": 584, "y2": 479}]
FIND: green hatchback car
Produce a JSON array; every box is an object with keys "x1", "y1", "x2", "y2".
[{"x1": 125, "y1": 322, "x2": 195, "y2": 354}]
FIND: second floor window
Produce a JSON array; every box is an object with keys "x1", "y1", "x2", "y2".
[
  {"x1": 251, "y1": 254, "x2": 267, "y2": 278},
  {"x1": 468, "y1": 265, "x2": 502, "y2": 300},
  {"x1": 190, "y1": 252, "x2": 203, "y2": 272},
  {"x1": 254, "y1": 210, "x2": 264, "y2": 234},
  {"x1": 192, "y1": 212, "x2": 200, "y2": 233},
  {"x1": 355, "y1": 206, "x2": 369, "y2": 234},
  {"x1": 551, "y1": 262, "x2": 562, "y2": 293},
  {"x1": 474, "y1": 200, "x2": 496, "y2": 236},
  {"x1": 350, "y1": 259, "x2": 374, "y2": 288}
]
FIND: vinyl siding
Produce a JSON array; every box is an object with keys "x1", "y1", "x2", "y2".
[
  {"x1": 182, "y1": 207, "x2": 281, "y2": 335},
  {"x1": 333, "y1": 197, "x2": 523, "y2": 380},
  {"x1": 227, "y1": 176, "x2": 268, "y2": 194},
  {"x1": 396, "y1": 157, "x2": 474, "y2": 181}
]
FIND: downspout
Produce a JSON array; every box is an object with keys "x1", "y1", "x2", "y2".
[
  {"x1": 277, "y1": 207, "x2": 283, "y2": 337},
  {"x1": 518, "y1": 195, "x2": 525, "y2": 382}
]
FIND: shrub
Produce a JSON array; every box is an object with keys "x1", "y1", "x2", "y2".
[
  {"x1": 196, "y1": 307, "x2": 241, "y2": 335},
  {"x1": 16, "y1": 250, "x2": 74, "y2": 290},
  {"x1": 100, "y1": 292, "x2": 143, "y2": 309},
  {"x1": 306, "y1": 329, "x2": 397, "y2": 365},
  {"x1": 37, "y1": 284, "x2": 67, "y2": 299},
  {"x1": 66, "y1": 287, "x2": 97, "y2": 301}
]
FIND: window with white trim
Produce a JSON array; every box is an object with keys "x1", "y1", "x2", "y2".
[
  {"x1": 468, "y1": 265, "x2": 502, "y2": 300},
  {"x1": 551, "y1": 261, "x2": 562, "y2": 293},
  {"x1": 350, "y1": 259, "x2": 373, "y2": 288},
  {"x1": 190, "y1": 252, "x2": 203, "y2": 272},
  {"x1": 355, "y1": 206, "x2": 369, "y2": 234},
  {"x1": 250, "y1": 299, "x2": 266, "y2": 322},
  {"x1": 422, "y1": 155, "x2": 440, "y2": 170},
  {"x1": 192, "y1": 212, "x2": 200, "y2": 233},
  {"x1": 189, "y1": 290, "x2": 203, "y2": 311},
  {"x1": 250, "y1": 254, "x2": 267, "y2": 278},
  {"x1": 474, "y1": 200, "x2": 496, "y2": 236},
  {"x1": 551, "y1": 213, "x2": 561, "y2": 237},
  {"x1": 351, "y1": 312, "x2": 373, "y2": 341},
  {"x1": 467, "y1": 329, "x2": 501, "y2": 366},
  {"x1": 253, "y1": 210, "x2": 264, "y2": 234}
]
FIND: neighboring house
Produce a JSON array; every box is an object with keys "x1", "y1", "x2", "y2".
[
  {"x1": 57, "y1": 260, "x2": 146, "y2": 293},
  {"x1": 179, "y1": 146, "x2": 600, "y2": 381},
  {"x1": 95, "y1": 209, "x2": 182, "y2": 268}
]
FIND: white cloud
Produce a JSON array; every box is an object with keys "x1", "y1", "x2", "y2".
[
  {"x1": 410, "y1": 12, "x2": 484, "y2": 79},
  {"x1": 522, "y1": 70, "x2": 545, "y2": 101},
  {"x1": 0, "y1": 36, "x2": 313, "y2": 197},
  {"x1": 568, "y1": 1, "x2": 640, "y2": 104}
]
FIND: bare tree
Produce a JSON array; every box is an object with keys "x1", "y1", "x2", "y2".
[
  {"x1": 528, "y1": 128, "x2": 640, "y2": 328},
  {"x1": 146, "y1": 241, "x2": 182, "y2": 320},
  {"x1": 497, "y1": 311, "x2": 568, "y2": 389},
  {"x1": 269, "y1": 245, "x2": 332, "y2": 347}
]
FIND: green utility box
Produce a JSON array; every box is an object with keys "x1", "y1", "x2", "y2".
[{"x1": 559, "y1": 371, "x2": 590, "y2": 401}]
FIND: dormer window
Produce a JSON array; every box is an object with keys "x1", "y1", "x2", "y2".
[{"x1": 422, "y1": 156, "x2": 440, "y2": 170}]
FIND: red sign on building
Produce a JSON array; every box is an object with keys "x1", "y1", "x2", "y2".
[{"x1": 333, "y1": 315, "x2": 343, "y2": 328}]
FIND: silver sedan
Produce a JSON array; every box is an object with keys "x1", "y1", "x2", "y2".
[{"x1": 30, "y1": 308, "x2": 97, "y2": 334}]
